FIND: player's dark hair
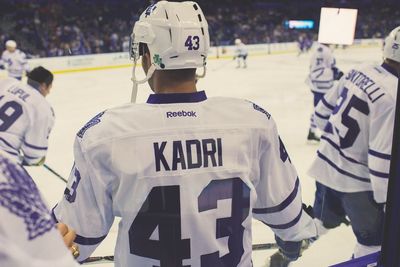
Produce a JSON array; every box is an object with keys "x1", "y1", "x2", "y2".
[
  {"x1": 141, "y1": 44, "x2": 196, "y2": 82},
  {"x1": 27, "y1": 66, "x2": 54, "y2": 86}
]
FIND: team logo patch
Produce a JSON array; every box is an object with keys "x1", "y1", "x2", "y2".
[
  {"x1": 145, "y1": 4, "x2": 157, "y2": 17},
  {"x1": 251, "y1": 102, "x2": 271, "y2": 119},
  {"x1": 153, "y1": 54, "x2": 165, "y2": 69},
  {"x1": 392, "y1": 43, "x2": 399, "y2": 50},
  {"x1": 77, "y1": 111, "x2": 106, "y2": 138},
  {"x1": 0, "y1": 158, "x2": 54, "y2": 240}
]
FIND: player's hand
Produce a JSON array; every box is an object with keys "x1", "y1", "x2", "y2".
[
  {"x1": 22, "y1": 157, "x2": 46, "y2": 166},
  {"x1": 332, "y1": 67, "x2": 344, "y2": 80},
  {"x1": 57, "y1": 223, "x2": 80, "y2": 258}
]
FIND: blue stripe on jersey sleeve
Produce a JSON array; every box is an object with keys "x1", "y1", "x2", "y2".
[
  {"x1": 321, "y1": 136, "x2": 368, "y2": 167},
  {"x1": 262, "y1": 209, "x2": 302, "y2": 229},
  {"x1": 315, "y1": 111, "x2": 330, "y2": 120},
  {"x1": 23, "y1": 141, "x2": 47, "y2": 150},
  {"x1": 369, "y1": 168, "x2": 389, "y2": 179},
  {"x1": 253, "y1": 178, "x2": 299, "y2": 214},
  {"x1": 368, "y1": 149, "x2": 391, "y2": 160},
  {"x1": 321, "y1": 97, "x2": 335, "y2": 110},
  {"x1": 0, "y1": 137, "x2": 18, "y2": 151},
  {"x1": 311, "y1": 80, "x2": 334, "y2": 84},
  {"x1": 75, "y1": 234, "x2": 108, "y2": 246},
  {"x1": 317, "y1": 151, "x2": 370, "y2": 183}
]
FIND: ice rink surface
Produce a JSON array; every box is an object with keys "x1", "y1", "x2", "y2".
[{"x1": 26, "y1": 45, "x2": 382, "y2": 266}]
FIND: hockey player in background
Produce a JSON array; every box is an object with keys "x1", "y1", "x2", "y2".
[
  {"x1": 0, "y1": 66, "x2": 55, "y2": 166},
  {"x1": 0, "y1": 153, "x2": 80, "y2": 266},
  {"x1": 308, "y1": 26, "x2": 400, "y2": 258},
  {"x1": 305, "y1": 42, "x2": 343, "y2": 142},
  {"x1": 54, "y1": 1, "x2": 317, "y2": 267},
  {"x1": 233, "y1": 38, "x2": 248, "y2": 68},
  {"x1": 0, "y1": 40, "x2": 30, "y2": 80}
]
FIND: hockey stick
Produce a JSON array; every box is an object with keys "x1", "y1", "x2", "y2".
[
  {"x1": 82, "y1": 243, "x2": 278, "y2": 264},
  {"x1": 43, "y1": 164, "x2": 68, "y2": 183}
]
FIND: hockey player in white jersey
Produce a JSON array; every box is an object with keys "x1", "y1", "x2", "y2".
[
  {"x1": 308, "y1": 26, "x2": 400, "y2": 258},
  {"x1": 54, "y1": 1, "x2": 317, "y2": 267},
  {"x1": 306, "y1": 42, "x2": 343, "y2": 142},
  {"x1": 0, "y1": 66, "x2": 55, "y2": 165},
  {"x1": 0, "y1": 40, "x2": 30, "y2": 80},
  {"x1": 233, "y1": 38, "x2": 248, "y2": 68},
  {"x1": 0, "y1": 153, "x2": 80, "y2": 267}
]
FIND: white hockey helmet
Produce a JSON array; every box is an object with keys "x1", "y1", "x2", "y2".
[
  {"x1": 235, "y1": 38, "x2": 242, "y2": 45},
  {"x1": 5, "y1": 40, "x2": 17, "y2": 48},
  {"x1": 130, "y1": 1, "x2": 209, "y2": 70},
  {"x1": 383, "y1": 26, "x2": 400, "y2": 63},
  {"x1": 129, "y1": 1, "x2": 210, "y2": 102}
]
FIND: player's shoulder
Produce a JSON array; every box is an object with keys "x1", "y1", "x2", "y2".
[
  {"x1": 345, "y1": 63, "x2": 397, "y2": 105},
  {"x1": 24, "y1": 85, "x2": 52, "y2": 111},
  {"x1": 16, "y1": 49, "x2": 26, "y2": 57},
  {"x1": 206, "y1": 96, "x2": 275, "y2": 124},
  {"x1": 0, "y1": 77, "x2": 18, "y2": 88},
  {"x1": 1, "y1": 50, "x2": 9, "y2": 57}
]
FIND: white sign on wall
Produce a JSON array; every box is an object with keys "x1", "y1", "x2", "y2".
[{"x1": 318, "y1": 7, "x2": 358, "y2": 45}]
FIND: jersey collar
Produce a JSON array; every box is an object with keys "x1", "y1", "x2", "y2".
[
  {"x1": 146, "y1": 91, "x2": 207, "y2": 104},
  {"x1": 381, "y1": 63, "x2": 398, "y2": 77}
]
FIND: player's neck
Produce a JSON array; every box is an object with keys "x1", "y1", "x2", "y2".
[
  {"x1": 384, "y1": 59, "x2": 400, "y2": 77},
  {"x1": 153, "y1": 80, "x2": 197, "y2": 94}
]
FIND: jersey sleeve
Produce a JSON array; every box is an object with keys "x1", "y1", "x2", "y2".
[
  {"x1": 20, "y1": 52, "x2": 30, "y2": 72},
  {"x1": 21, "y1": 105, "x2": 55, "y2": 165},
  {"x1": 252, "y1": 121, "x2": 317, "y2": 241},
  {"x1": 0, "y1": 159, "x2": 79, "y2": 267},
  {"x1": 54, "y1": 136, "x2": 114, "y2": 262},
  {"x1": 314, "y1": 77, "x2": 344, "y2": 131},
  {"x1": 368, "y1": 100, "x2": 395, "y2": 203}
]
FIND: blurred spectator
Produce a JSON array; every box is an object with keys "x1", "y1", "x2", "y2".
[{"x1": 0, "y1": 0, "x2": 399, "y2": 58}]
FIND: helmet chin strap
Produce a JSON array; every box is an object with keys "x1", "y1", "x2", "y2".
[
  {"x1": 130, "y1": 60, "x2": 156, "y2": 103},
  {"x1": 195, "y1": 66, "x2": 207, "y2": 80}
]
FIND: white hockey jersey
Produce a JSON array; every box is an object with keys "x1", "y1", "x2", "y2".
[
  {"x1": 54, "y1": 91, "x2": 317, "y2": 267},
  {"x1": 0, "y1": 78, "x2": 55, "y2": 165},
  {"x1": 308, "y1": 63, "x2": 398, "y2": 203},
  {"x1": 0, "y1": 155, "x2": 79, "y2": 267},
  {"x1": 235, "y1": 43, "x2": 248, "y2": 57},
  {"x1": 306, "y1": 43, "x2": 337, "y2": 93},
  {"x1": 1, "y1": 49, "x2": 30, "y2": 79}
]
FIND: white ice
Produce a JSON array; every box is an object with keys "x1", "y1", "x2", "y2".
[{"x1": 26, "y1": 45, "x2": 382, "y2": 267}]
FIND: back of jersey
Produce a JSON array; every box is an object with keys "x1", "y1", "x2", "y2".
[
  {"x1": 308, "y1": 43, "x2": 336, "y2": 93},
  {"x1": 308, "y1": 64, "x2": 398, "y2": 202},
  {"x1": 0, "y1": 78, "x2": 54, "y2": 163},
  {"x1": 1, "y1": 50, "x2": 29, "y2": 79},
  {"x1": 55, "y1": 92, "x2": 316, "y2": 267}
]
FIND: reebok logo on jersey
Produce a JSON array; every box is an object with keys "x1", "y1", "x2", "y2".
[{"x1": 166, "y1": 110, "x2": 197, "y2": 118}]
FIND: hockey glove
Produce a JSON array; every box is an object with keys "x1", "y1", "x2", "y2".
[
  {"x1": 332, "y1": 67, "x2": 344, "y2": 80},
  {"x1": 266, "y1": 250, "x2": 293, "y2": 267},
  {"x1": 22, "y1": 156, "x2": 46, "y2": 166}
]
